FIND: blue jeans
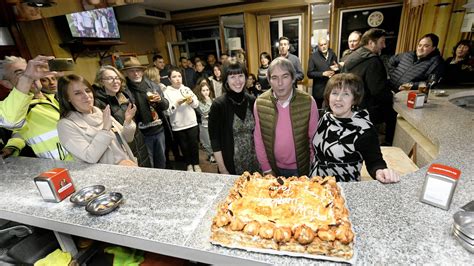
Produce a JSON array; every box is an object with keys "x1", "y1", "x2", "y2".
[
  {"x1": 277, "y1": 168, "x2": 299, "y2": 178},
  {"x1": 143, "y1": 130, "x2": 166, "y2": 169}
]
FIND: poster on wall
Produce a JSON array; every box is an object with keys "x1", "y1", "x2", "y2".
[{"x1": 338, "y1": 4, "x2": 402, "y2": 60}]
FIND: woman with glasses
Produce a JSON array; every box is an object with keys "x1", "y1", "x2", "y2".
[
  {"x1": 93, "y1": 65, "x2": 151, "y2": 167},
  {"x1": 310, "y1": 73, "x2": 399, "y2": 183}
]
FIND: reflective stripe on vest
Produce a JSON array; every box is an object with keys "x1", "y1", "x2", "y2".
[
  {"x1": 26, "y1": 129, "x2": 58, "y2": 145},
  {"x1": 0, "y1": 117, "x2": 26, "y2": 130},
  {"x1": 36, "y1": 148, "x2": 69, "y2": 160}
]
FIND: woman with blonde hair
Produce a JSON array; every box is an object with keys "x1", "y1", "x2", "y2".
[
  {"x1": 94, "y1": 65, "x2": 151, "y2": 167},
  {"x1": 144, "y1": 66, "x2": 165, "y2": 89}
]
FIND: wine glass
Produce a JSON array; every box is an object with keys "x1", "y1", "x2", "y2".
[
  {"x1": 426, "y1": 74, "x2": 438, "y2": 103},
  {"x1": 427, "y1": 74, "x2": 438, "y2": 88}
]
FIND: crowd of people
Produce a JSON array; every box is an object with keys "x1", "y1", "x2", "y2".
[
  {"x1": 308, "y1": 30, "x2": 473, "y2": 146},
  {"x1": 1, "y1": 31, "x2": 472, "y2": 183}
]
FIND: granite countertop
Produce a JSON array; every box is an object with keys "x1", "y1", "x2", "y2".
[{"x1": 0, "y1": 90, "x2": 473, "y2": 265}]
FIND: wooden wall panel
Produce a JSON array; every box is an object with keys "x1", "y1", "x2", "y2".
[
  {"x1": 43, "y1": 18, "x2": 70, "y2": 58},
  {"x1": 417, "y1": 1, "x2": 454, "y2": 53},
  {"x1": 118, "y1": 24, "x2": 156, "y2": 55},
  {"x1": 39, "y1": 1, "x2": 83, "y2": 18},
  {"x1": 396, "y1": 0, "x2": 469, "y2": 57},
  {"x1": 18, "y1": 20, "x2": 54, "y2": 57},
  {"x1": 244, "y1": 12, "x2": 259, "y2": 75},
  {"x1": 443, "y1": 0, "x2": 468, "y2": 59},
  {"x1": 256, "y1": 15, "x2": 271, "y2": 59},
  {"x1": 334, "y1": 0, "x2": 400, "y2": 8},
  {"x1": 163, "y1": 24, "x2": 179, "y2": 66},
  {"x1": 172, "y1": 0, "x2": 309, "y2": 24}
]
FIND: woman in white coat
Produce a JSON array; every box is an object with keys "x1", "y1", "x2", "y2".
[{"x1": 57, "y1": 74, "x2": 138, "y2": 166}]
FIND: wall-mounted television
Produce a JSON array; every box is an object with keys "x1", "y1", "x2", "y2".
[{"x1": 65, "y1": 7, "x2": 120, "y2": 39}]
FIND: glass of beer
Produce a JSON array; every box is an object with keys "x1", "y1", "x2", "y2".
[
  {"x1": 147, "y1": 89, "x2": 160, "y2": 102},
  {"x1": 418, "y1": 81, "x2": 429, "y2": 103},
  {"x1": 418, "y1": 82, "x2": 428, "y2": 94},
  {"x1": 400, "y1": 82, "x2": 413, "y2": 91},
  {"x1": 180, "y1": 88, "x2": 193, "y2": 104}
]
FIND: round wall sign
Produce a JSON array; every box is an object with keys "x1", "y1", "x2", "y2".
[{"x1": 367, "y1": 11, "x2": 384, "y2": 27}]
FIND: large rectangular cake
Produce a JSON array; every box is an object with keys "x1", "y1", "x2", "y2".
[{"x1": 211, "y1": 172, "x2": 354, "y2": 260}]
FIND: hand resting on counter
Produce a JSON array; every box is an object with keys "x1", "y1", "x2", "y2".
[{"x1": 375, "y1": 168, "x2": 400, "y2": 183}]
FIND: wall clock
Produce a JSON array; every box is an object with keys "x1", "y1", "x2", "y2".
[{"x1": 367, "y1": 11, "x2": 384, "y2": 27}]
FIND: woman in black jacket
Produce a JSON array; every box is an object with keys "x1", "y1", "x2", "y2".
[
  {"x1": 208, "y1": 62, "x2": 259, "y2": 175},
  {"x1": 444, "y1": 40, "x2": 473, "y2": 85},
  {"x1": 94, "y1": 65, "x2": 151, "y2": 167}
]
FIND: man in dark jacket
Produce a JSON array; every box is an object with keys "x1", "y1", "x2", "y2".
[
  {"x1": 388, "y1": 33, "x2": 444, "y2": 91},
  {"x1": 307, "y1": 38, "x2": 338, "y2": 108},
  {"x1": 122, "y1": 57, "x2": 169, "y2": 169},
  {"x1": 342, "y1": 28, "x2": 396, "y2": 145},
  {"x1": 340, "y1": 31, "x2": 362, "y2": 63},
  {"x1": 179, "y1": 56, "x2": 196, "y2": 88},
  {"x1": 153, "y1": 55, "x2": 171, "y2": 86}
]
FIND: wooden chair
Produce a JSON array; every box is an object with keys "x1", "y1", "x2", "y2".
[{"x1": 360, "y1": 146, "x2": 419, "y2": 181}]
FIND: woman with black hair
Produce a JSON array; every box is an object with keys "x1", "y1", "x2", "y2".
[
  {"x1": 209, "y1": 64, "x2": 223, "y2": 97},
  {"x1": 257, "y1": 52, "x2": 271, "y2": 91},
  {"x1": 208, "y1": 62, "x2": 259, "y2": 175},
  {"x1": 444, "y1": 40, "x2": 474, "y2": 85},
  {"x1": 163, "y1": 67, "x2": 201, "y2": 172}
]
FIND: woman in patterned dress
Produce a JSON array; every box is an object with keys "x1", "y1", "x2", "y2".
[
  {"x1": 310, "y1": 73, "x2": 399, "y2": 183},
  {"x1": 208, "y1": 62, "x2": 259, "y2": 175}
]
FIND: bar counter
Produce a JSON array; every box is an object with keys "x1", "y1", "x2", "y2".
[{"x1": 0, "y1": 90, "x2": 473, "y2": 265}]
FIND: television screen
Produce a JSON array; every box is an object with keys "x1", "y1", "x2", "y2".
[{"x1": 66, "y1": 7, "x2": 120, "y2": 39}]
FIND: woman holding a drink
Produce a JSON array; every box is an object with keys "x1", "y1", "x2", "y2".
[{"x1": 163, "y1": 67, "x2": 202, "y2": 172}]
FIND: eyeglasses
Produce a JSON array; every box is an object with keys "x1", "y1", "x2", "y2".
[{"x1": 102, "y1": 76, "x2": 121, "y2": 83}]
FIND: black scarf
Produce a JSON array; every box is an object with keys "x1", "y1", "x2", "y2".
[
  {"x1": 227, "y1": 90, "x2": 247, "y2": 120},
  {"x1": 126, "y1": 78, "x2": 154, "y2": 125}
]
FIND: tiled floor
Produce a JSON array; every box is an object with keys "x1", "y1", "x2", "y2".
[{"x1": 168, "y1": 148, "x2": 218, "y2": 173}]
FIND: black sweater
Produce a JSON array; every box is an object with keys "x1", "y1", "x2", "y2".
[{"x1": 310, "y1": 110, "x2": 387, "y2": 182}]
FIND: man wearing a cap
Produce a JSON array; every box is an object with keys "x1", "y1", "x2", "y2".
[{"x1": 122, "y1": 57, "x2": 169, "y2": 169}]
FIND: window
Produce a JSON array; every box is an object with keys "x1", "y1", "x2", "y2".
[
  {"x1": 270, "y1": 16, "x2": 301, "y2": 60},
  {"x1": 174, "y1": 26, "x2": 221, "y2": 63},
  {"x1": 310, "y1": 3, "x2": 331, "y2": 51}
]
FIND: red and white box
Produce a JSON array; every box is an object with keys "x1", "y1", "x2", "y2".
[
  {"x1": 34, "y1": 168, "x2": 75, "y2": 202},
  {"x1": 407, "y1": 91, "x2": 425, "y2": 109},
  {"x1": 420, "y1": 164, "x2": 461, "y2": 210}
]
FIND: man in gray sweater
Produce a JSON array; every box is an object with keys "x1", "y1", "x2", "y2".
[{"x1": 278, "y1": 36, "x2": 304, "y2": 86}]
